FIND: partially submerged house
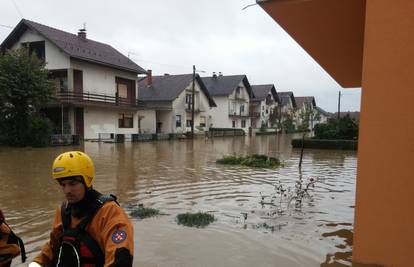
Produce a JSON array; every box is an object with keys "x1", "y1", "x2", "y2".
[
  {"x1": 202, "y1": 74, "x2": 253, "y2": 132},
  {"x1": 277, "y1": 91, "x2": 297, "y2": 130},
  {"x1": 138, "y1": 73, "x2": 216, "y2": 134},
  {"x1": 294, "y1": 96, "x2": 317, "y2": 130},
  {"x1": 0, "y1": 19, "x2": 147, "y2": 140},
  {"x1": 250, "y1": 84, "x2": 280, "y2": 129}
]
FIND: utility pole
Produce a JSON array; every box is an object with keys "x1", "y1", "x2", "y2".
[
  {"x1": 337, "y1": 90, "x2": 341, "y2": 120},
  {"x1": 191, "y1": 65, "x2": 195, "y2": 139}
]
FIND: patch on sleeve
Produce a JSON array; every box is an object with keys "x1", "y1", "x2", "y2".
[{"x1": 112, "y1": 230, "x2": 127, "y2": 244}]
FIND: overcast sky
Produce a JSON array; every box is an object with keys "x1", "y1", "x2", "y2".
[{"x1": 0, "y1": 0, "x2": 361, "y2": 112}]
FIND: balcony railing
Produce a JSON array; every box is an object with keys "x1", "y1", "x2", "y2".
[
  {"x1": 229, "y1": 110, "x2": 250, "y2": 117},
  {"x1": 55, "y1": 91, "x2": 139, "y2": 107}
]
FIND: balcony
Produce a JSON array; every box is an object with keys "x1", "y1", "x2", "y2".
[
  {"x1": 229, "y1": 110, "x2": 250, "y2": 118},
  {"x1": 54, "y1": 91, "x2": 139, "y2": 108}
]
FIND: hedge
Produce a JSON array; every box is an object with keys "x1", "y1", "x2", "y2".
[{"x1": 292, "y1": 139, "x2": 358, "y2": 150}]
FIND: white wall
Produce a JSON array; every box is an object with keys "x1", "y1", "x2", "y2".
[
  {"x1": 209, "y1": 96, "x2": 229, "y2": 128},
  {"x1": 83, "y1": 107, "x2": 141, "y2": 139},
  {"x1": 11, "y1": 29, "x2": 70, "y2": 70},
  {"x1": 70, "y1": 60, "x2": 137, "y2": 96},
  {"x1": 137, "y1": 109, "x2": 156, "y2": 134},
  {"x1": 156, "y1": 110, "x2": 173, "y2": 134}
]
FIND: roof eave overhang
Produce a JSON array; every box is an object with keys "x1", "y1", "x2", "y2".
[
  {"x1": 258, "y1": 0, "x2": 366, "y2": 88},
  {"x1": 71, "y1": 56, "x2": 145, "y2": 75}
]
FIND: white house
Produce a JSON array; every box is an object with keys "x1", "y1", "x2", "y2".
[
  {"x1": 277, "y1": 91, "x2": 297, "y2": 130},
  {"x1": 294, "y1": 96, "x2": 317, "y2": 130},
  {"x1": 138, "y1": 73, "x2": 216, "y2": 134},
  {"x1": 201, "y1": 74, "x2": 253, "y2": 132},
  {"x1": 0, "y1": 19, "x2": 150, "y2": 139},
  {"x1": 250, "y1": 84, "x2": 280, "y2": 129},
  {"x1": 314, "y1": 106, "x2": 331, "y2": 125}
]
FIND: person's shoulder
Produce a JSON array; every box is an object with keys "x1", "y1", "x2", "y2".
[{"x1": 99, "y1": 197, "x2": 124, "y2": 215}]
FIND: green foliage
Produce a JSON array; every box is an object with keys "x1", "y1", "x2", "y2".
[
  {"x1": 29, "y1": 115, "x2": 53, "y2": 147},
  {"x1": 130, "y1": 207, "x2": 160, "y2": 219},
  {"x1": 314, "y1": 115, "x2": 358, "y2": 140},
  {"x1": 176, "y1": 212, "x2": 215, "y2": 227},
  {"x1": 217, "y1": 154, "x2": 281, "y2": 169},
  {"x1": 0, "y1": 48, "x2": 54, "y2": 146}
]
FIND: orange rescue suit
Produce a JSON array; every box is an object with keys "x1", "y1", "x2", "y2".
[{"x1": 33, "y1": 201, "x2": 134, "y2": 267}]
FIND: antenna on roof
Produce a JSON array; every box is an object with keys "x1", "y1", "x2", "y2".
[{"x1": 78, "y1": 23, "x2": 87, "y2": 39}]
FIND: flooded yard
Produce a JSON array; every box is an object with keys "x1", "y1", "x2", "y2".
[{"x1": 0, "y1": 134, "x2": 357, "y2": 267}]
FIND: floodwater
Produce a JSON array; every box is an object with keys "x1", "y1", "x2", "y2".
[{"x1": 1, "y1": 134, "x2": 359, "y2": 267}]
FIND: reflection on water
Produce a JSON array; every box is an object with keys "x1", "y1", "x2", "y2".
[{"x1": 0, "y1": 134, "x2": 360, "y2": 267}]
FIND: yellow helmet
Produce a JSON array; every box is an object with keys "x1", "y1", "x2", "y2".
[{"x1": 52, "y1": 151, "x2": 95, "y2": 188}]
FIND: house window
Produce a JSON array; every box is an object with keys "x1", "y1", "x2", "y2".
[
  {"x1": 24, "y1": 41, "x2": 45, "y2": 60},
  {"x1": 119, "y1": 113, "x2": 133, "y2": 128},
  {"x1": 176, "y1": 115, "x2": 182, "y2": 127},
  {"x1": 240, "y1": 104, "x2": 245, "y2": 114},
  {"x1": 236, "y1": 86, "x2": 241, "y2": 95},
  {"x1": 232, "y1": 121, "x2": 236, "y2": 128},
  {"x1": 117, "y1": 84, "x2": 128, "y2": 98},
  {"x1": 185, "y1": 94, "x2": 192, "y2": 104},
  {"x1": 186, "y1": 120, "x2": 193, "y2": 127},
  {"x1": 241, "y1": 120, "x2": 246, "y2": 128},
  {"x1": 262, "y1": 106, "x2": 265, "y2": 110},
  {"x1": 200, "y1": 116, "x2": 206, "y2": 127}
]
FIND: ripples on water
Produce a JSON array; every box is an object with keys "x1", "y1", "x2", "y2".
[{"x1": 0, "y1": 135, "x2": 357, "y2": 267}]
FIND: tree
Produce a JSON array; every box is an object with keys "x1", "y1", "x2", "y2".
[{"x1": 0, "y1": 48, "x2": 54, "y2": 146}]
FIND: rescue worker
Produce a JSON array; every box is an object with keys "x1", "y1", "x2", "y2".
[
  {"x1": 0, "y1": 209, "x2": 26, "y2": 267},
  {"x1": 29, "y1": 151, "x2": 134, "y2": 267}
]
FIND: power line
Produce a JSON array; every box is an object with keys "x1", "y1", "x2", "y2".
[
  {"x1": 11, "y1": 0, "x2": 24, "y2": 18},
  {"x1": 131, "y1": 57, "x2": 210, "y2": 74},
  {"x1": 0, "y1": 24, "x2": 13, "y2": 29}
]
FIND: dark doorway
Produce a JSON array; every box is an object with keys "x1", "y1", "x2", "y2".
[
  {"x1": 156, "y1": 122, "x2": 162, "y2": 134},
  {"x1": 74, "y1": 70, "x2": 83, "y2": 94},
  {"x1": 75, "y1": 108, "x2": 84, "y2": 138}
]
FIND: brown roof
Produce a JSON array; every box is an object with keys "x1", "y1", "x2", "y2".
[{"x1": 0, "y1": 19, "x2": 146, "y2": 74}]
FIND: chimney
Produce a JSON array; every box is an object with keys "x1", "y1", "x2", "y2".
[
  {"x1": 212, "y1": 72, "x2": 217, "y2": 79},
  {"x1": 147, "y1": 69, "x2": 153, "y2": 86},
  {"x1": 218, "y1": 72, "x2": 223, "y2": 77},
  {"x1": 78, "y1": 29, "x2": 87, "y2": 40}
]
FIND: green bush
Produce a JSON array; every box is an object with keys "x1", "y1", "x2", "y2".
[
  {"x1": 292, "y1": 139, "x2": 358, "y2": 150},
  {"x1": 314, "y1": 115, "x2": 358, "y2": 140},
  {"x1": 216, "y1": 154, "x2": 281, "y2": 168},
  {"x1": 29, "y1": 115, "x2": 53, "y2": 147},
  {"x1": 130, "y1": 207, "x2": 160, "y2": 219},
  {"x1": 177, "y1": 212, "x2": 215, "y2": 227}
]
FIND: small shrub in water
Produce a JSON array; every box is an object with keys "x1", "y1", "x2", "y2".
[
  {"x1": 176, "y1": 212, "x2": 215, "y2": 228},
  {"x1": 217, "y1": 154, "x2": 281, "y2": 169},
  {"x1": 130, "y1": 207, "x2": 160, "y2": 219}
]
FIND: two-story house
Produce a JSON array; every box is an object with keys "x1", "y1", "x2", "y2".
[
  {"x1": 138, "y1": 73, "x2": 216, "y2": 134},
  {"x1": 314, "y1": 106, "x2": 331, "y2": 125},
  {"x1": 294, "y1": 96, "x2": 317, "y2": 130},
  {"x1": 277, "y1": 91, "x2": 297, "y2": 130},
  {"x1": 250, "y1": 84, "x2": 280, "y2": 129},
  {"x1": 0, "y1": 19, "x2": 147, "y2": 140},
  {"x1": 202, "y1": 73, "x2": 253, "y2": 132}
]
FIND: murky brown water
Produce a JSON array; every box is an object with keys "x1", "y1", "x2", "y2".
[{"x1": 1, "y1": 134, "x2": 358, "y2": 267}]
